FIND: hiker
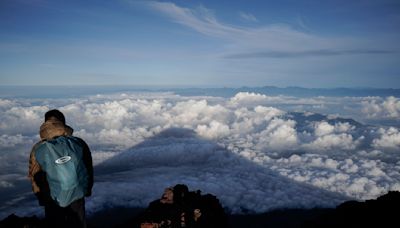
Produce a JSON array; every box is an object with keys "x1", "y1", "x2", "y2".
[
  {"x1": 139, "y1": 184, "x2": 228, "y2": 228},
  {"x1": 28, "y1": 109, "x2": 93, "y2": 228}
]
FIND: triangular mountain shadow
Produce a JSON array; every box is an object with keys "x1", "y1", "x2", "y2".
[
  {"x1": 92, "y1": 127, "x2": 350, "y2": 216},
  {"x1": 2, "y1": 127, "x2": 397, "y2": 228}
]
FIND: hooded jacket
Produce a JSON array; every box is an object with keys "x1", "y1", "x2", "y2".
[{"x1": 28, "y1": 118, "x2": 93, "y2": 205}]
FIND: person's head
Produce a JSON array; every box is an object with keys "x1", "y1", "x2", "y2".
[
  {"x1": 45, "y1": 109, "x2": 65, "y2": 125},
  {"x1": 173, "y1": 184, "x2": 189, "y2": 203},
  {"x1": 160, "y1": 187, "x2": 174, "y2": 204}
]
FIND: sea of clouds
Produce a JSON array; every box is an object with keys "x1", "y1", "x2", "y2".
[{"x1": 0, "y1": 91, "x2": 400, "y2": 218}]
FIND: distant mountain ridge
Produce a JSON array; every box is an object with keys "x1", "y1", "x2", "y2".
[
  {"x1": 173, "y1": 86, "x2": 400, "y2": 98},
  {"x1": 1, "y1": 85, "x2": 400, "y2": 98}
]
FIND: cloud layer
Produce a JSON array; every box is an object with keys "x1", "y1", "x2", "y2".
[
  {"x1": 1, "y1": 92, "x2": 400, "y2": 218},
  {"x1": 362, "y1": 96, "x2": 400, "y2": 119}
]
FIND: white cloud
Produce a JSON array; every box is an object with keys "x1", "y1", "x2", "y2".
[
  {"x1": 372, "y1": 127, "x2": 400, "y2": 150},
  {"x1": 0, "y1": 99, "x2": 15, "y2": 110},
  {"x1": 361, "y1": 98, "x2": 382, "y2": 118},
  {"x1": 274, "y1": 154, "x2": 399, "y2": 200},
  {"x1": 0, "y1": 105, "x2": 48, "y2": 135},
  {"x1": 148, "y1": 2, "x2": 242, "y2": 40},
  {"x1": 314, "y1": 121, "x2": 335, "y2": 136},
  {"x1": 0, "y1": 134, "x2": 33, "y2": 148},
  {"x1": 146, "y1": 1, "x2": 330, "y2": 51},
  {"x1": 335, "y1": 122, "x2": 355, "y2": 133},
  {"x1": 230, "y1": 92, "x2": 268, "y2": 107},
  {"x1": 1, "y1": 92, "x2": 400, "y2": 218},
  {"x1": 300, "y1": 121, "x2": 361, "y2": 151},
  {"x1": 314, "y1": 121, "x2": 355, "y2": 137},
  {"x1": 382, "y1": 96, "x2": 400, "y2": 118},
  {"x1": 170, "y1": 99, "x2": 231, "y2": 127},
  {"x1": 339, "y1": 159, "x2": 359, "y2": 173},
  {"x1": 306, "y1": 133, "x2": 358, "y2": 151},
  {"x1": 230, "y1": 93, "x2": 330, "y2": 108},
  {"x1": 362, "y1": 96, "x2": 400, "y2": 119},
  {"x1": 239, "y1": 12, "x2": 258, "y2": 22},
  {"x1": 256, "y1": 118, "x2": 298, "y2": 151},
  {"x1": 144, "y1": 1, "x2": 383, "y2": 60},
  {"x1": 196, "y1": 120, "x2": 230, "y2": 139}
]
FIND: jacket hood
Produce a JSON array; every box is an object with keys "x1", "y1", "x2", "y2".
[{"x1": 39, "y1": 117, "x2": 73, "y2": 140}]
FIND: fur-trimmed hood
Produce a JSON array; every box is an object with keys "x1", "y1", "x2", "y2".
[{"x1": 39, "y1": 117, "x2": 73, "y2": 140}]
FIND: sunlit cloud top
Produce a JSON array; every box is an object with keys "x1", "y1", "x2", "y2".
[{"x1": 1, "y1": 91, "x2": 400, "y2": 217}]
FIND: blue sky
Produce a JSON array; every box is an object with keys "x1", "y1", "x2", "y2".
[{"x1": 1, "y1": 0, "x2": 399, "y2": 87}]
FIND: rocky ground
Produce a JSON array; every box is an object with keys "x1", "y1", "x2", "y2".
[{"x1": 2, "y1": 191, "x2": 399, "y2": 228}]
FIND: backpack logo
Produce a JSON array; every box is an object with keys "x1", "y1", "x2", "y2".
[{"x1": 55, "y1": 156, "x2": 72, "y2": 164}]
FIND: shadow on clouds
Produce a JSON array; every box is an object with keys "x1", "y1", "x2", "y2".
[{"x1": 92, "y1": 127, "x2": 350, "y2": 215}]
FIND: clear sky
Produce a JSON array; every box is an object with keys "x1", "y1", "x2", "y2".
[{"x1": 1, "y1": 0, "x2": 399, "y2": 88}]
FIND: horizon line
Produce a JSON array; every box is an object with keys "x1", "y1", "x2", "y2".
[{"x1": 1, "y1": 84, "x2": 400, "y2": 90}]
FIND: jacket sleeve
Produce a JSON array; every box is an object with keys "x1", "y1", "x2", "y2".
[
  {"x1": 28, "y1": 142, "x2": 52, "y2": 205},
  {"x1": 28, "y1": 142, "x2": 42, "y2": 194},
  {"x1": 80, "y1": 138, "x2": 94, "y2": 197}
]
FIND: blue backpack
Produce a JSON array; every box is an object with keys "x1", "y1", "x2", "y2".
[{"x1": 35, "y1": 136, "x2": 89, "y2": 207}]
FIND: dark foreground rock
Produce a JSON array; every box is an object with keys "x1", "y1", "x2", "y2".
[
  {"x1": 0, "y1": 214, "x2": 44, "y2": 228},
  {"x1": 304, "y1": 191, "x2": 400, "y2": 228},
  {"x1": 2, "y1": 190, "x2": 400, "y2": 228}
]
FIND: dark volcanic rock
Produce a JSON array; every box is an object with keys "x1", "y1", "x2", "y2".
[
  {"x1": 303, "y1": 191, "x2": 400, "y2": 228},
  {"x1": 0, "y1": 214, "x2": 43, "y2": 228},
  {"x1": 2, "y1": 191, "x2": 399, "y2": 228}
]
